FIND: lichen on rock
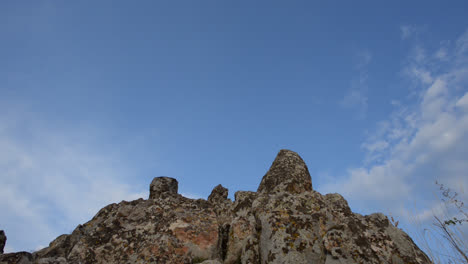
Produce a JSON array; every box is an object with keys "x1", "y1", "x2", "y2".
[
  {"x1": 208, "y1": 184, "x2": 229, "y2": 204},
  {"x1": 0, "y1": 149, "x2": 431, "y2": 264},
  {"x1": 149, "y1": 176, "x2": 178, "y2": 199},
  {"x1": 257, "y1": 149, "x2": 313, "y2": 194}
]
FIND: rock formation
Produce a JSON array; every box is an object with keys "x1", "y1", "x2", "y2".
[
  {"x1": 0, "y1": 230, "x2": 5, "y2": 254},
  {"x1": 257, "y1": 149, "x2": 312, "y2": 194},
  {"x1": 149, "y1": 177, "x2": 179, "y2": 199},
  {"x1": 0, "y1": 150, "x2": 431, "y2": 264}
]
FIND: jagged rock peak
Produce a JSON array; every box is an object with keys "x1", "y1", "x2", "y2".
[
  {"x1": 0, "y1": 230, "x2": 5, "y2": 254},
  {"x1": 208, "y1": 184, "x2": 228, "y2": 203},
  {"x1": 149, "y1": 176, "x2": 178, "y2": 199},
  {"x1": 257, "y1": 149, "x2": 312, "y2": 194}
]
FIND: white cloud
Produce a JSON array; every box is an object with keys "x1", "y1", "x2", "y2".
[
  {"x1": 406, "y1": 67, "x2": 433, "y2": 84},
  {"x1": 434, "y1": 47, "x2": 448, "y2": 61},
  {"x1": 323, "y1": 28, "x2": 468, "y2": 227},
  {"x1": 0, "y1": 108, "x2": 147, "y2": 252},
  {"x1": 412, "y1": 45, "x2": 427, "y2": 63},
  {"x1": 337, "y1": 161, "x2": 412, "y2": 201},
  {"x1": 180, "y1": 192, "x2": 203, "y2": 199},
  {"x1": 456, "y1": 92, "x2": 468, "y2": 110},
  {"x1": 456, "y1": 29, "x2": 468, "y2": 56},
  {"x1": 401, "y1": 25, "x2": 417, "y2": 40},
  {"x1": 421, "y1": 78, "x2": 448, "y2": 120},
  {"x1": 361, "y1": 140, "x2": 389, "y2": 164},
  {"x1": 362, "y1": 140, "x2": 389, "y2": 153}
]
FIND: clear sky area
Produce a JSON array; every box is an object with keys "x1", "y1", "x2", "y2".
[{"x1": 1, "y1": 0, "x2": 467, "y2": 258}]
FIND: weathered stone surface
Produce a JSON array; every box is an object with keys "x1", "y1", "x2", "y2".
[
  {"x1": 208, "y1": 184, "x2": 228, "y2": 204},
  {"x1": 257, "y1": 149, "x2": 312, "y2": 194},
  {"x1": 1, "y1": 150, "x2": 431, "y2": 264},
  {"x1": 0, "y1": 230, "x2": 5, "y2": 254},
  {"x1": 233, "y1": 191, "x2": 257, "y2": 214},
  {"x1": 199, "y1": 260, "x2": 222, "y2": 264},
  {"x1": 0, "y1": 251, "x2": 32, "y2": 264},
  {"x1": 149, "y1": 176, "x2": 178, "y2": 199}
]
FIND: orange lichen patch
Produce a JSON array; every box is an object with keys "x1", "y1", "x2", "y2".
[
  {"x1": 150, "y1": 245, "x2": 160, "y2": 255},
  {"x1": 190, "y1": 229, "x2": 218, "y2": 250},
  {"x1": 231, "y1": 219, "x2": 253, "y2": 240},
  {"x1": 174, "y1": 246, "x2": 189, "y2": 255},
  {"x1": 169, "y1": 219, "x2": 219, "y2": 250}
]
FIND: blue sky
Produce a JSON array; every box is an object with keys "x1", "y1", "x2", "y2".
[{"x1": 1, "y1": 0, "x2": 468, "y2": 256}]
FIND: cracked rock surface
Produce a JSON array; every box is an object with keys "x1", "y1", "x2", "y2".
[{"x1": 0, "y1": 150, "x2": 430, "y2": 264}]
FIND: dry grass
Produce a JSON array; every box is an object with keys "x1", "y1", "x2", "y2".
[{"x1": 410, "y1": 182, "x2": 467, "y2": 264}]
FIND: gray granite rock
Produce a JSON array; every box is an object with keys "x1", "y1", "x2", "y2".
[
  {"x1": 257, "y1": 149, "x2": 313, "y2": 194},
  {"x1": 1, "y1": 150, "x2": 431, "y2": 264},
  {"x1": 0, "y1": 251, "x2": 32, "y2": 264},
  {"x1": 149, "y1": 176, "x2": 178, "y2": 199},
  {"x1": 199, "y1": 260, "x2": 222, "y2": 264},
  {"x1": 208, "y1": 184, "x2": 229, "y2": 204}
]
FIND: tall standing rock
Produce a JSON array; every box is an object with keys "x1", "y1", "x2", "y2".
[
  {"x1": 257, "y1": 149, "x2": 312, "y2": 194},
  {"x1": 0, "y1": 230, "x2": 5, "y2": 254},
  {"x1": 149, "y1": 176, "x2": 178, "y2": 199}
]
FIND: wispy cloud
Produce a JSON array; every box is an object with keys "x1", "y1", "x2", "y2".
[
  {"x1": 456, "y1": 30, "x2": 468, "y2": 56},
  {"x1": 0, "y1": 106, "x2": 147, "y2": 252},
  {"x1": 340, "y1": 89, "x2": 368, "y2": 117},
  {"x1": 180, "y1": 192, "x2": 203, "y2": 199},
  {"x1": 434, "y1": 47, "x2": 449, "y2": 61},
  {"x1": 340, "y1": 50, "x2": 371, "y2": 119},
  {"x1": 400, "y1": 25, "x2": 418, "y2": 40},
  {"x1": 355, "y1": 50, "x2": 372, "y2": 69},
  {"x1": 323, "y1": 28, "x2": 468, "y2": 226}
]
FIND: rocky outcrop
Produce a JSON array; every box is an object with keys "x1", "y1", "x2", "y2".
[
  {"x1": 0, "y1": 230, "x2": 5, "y2": 254},
  {"x1": 0, "y1": 251, "x2": 33, "y2": 264},
  {"x1": 258, "y1": 149, "x2": 312, "y2": 194},
  {"x1": 208, "y1": 185, "x2": 228, "y2": 204},
  {"x1": 149, "y1": 176, "x2": 179, "y2": 199},
  {"x1": 0, "y1": 149, "x2": 431, "y2": 264}
]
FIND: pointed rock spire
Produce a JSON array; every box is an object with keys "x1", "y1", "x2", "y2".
[
  {"x1": 257, "y1": 149, "x2": 312, "y2": 194},
  {"x1": 208, "y1": 184, "x2": 228, "y2": 203}
]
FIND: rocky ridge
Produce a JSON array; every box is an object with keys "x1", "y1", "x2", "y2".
[{"x1": 0, "y1": 149, "x2": 431, "y2": 264}]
